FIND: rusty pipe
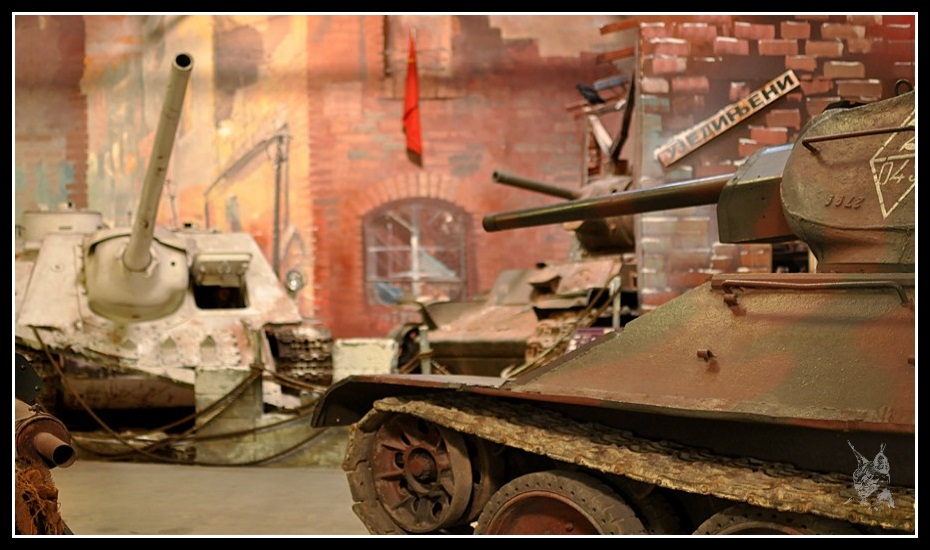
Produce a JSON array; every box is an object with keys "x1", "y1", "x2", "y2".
[{"x1": 15, "y1": 399, "x2": 76, "y2": 469}]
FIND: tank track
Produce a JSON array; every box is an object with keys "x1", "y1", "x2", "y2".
[
  {"x1": 363, "y1": 392, "x2": 914, "y2": 533},
  {"x1": 267, "y1": 326, "x2": 334, "y2": 387}
]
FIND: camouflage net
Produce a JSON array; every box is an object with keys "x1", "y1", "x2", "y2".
[{"x1": 14, "y1": 460, "x2": 67, "y2": 536}]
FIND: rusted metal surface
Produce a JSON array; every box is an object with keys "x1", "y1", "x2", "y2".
[
  {"x1": 15, "y1": 398, "x2": 75, "y2": 535},
  {"x1": 781, "y1": 91, "x2": 915, "y2": 273},
  {"x1": 316, "y1": 81, "x2": 915, "y2": 536},
  {"x1": 369, "y1": 394, "x2": 915, "y2": 532},
  {"x1": 16, "y1": 399, "x2": 75, "y2": 469}
]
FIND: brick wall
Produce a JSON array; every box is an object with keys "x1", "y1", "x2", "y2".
[
  {"x1": 633, "y1": 14, "x2": 915, "y2": 310},
  {"x1": 14, "y1": 15, "x2": 87, "y2": 219},
  {"x1": 308, "y1": 15, "x2": 622, "y2": 337}
]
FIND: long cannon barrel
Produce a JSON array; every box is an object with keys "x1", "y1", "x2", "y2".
[
  {"x1": 123, "y1": 53, "x2": 194, "y2": 272},
  {"x1": 492, "y1": 170, "x2": 580, "y2": 200},
  {"x1": 483, "y1": 173, "x2": 733, "y2": 232}
]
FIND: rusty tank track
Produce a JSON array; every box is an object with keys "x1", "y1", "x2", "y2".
[{"x1": 360, "y1": 392, "x2": 914, "y2": 533}]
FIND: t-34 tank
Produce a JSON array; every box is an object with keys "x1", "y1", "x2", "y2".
[
  {"x1": 390, "y1": 168, "x2": 652, "y2": 378},
  {"x1": 310, "y1": 90, "x2": 915, "y2": 535},
  {"x1": 15, "y1": 53, "x2": 332, "y2": 428}
]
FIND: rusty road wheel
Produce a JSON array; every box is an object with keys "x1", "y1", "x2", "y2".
[
  {"x1": 474, "y1": 469, "x2": 647, "y2": 535},
  {"x1": 347, "y1": 412, "x2": 474, "y2": 534},
  {"x1": 694, "y1": 504, "x2": 861, "y2": 535}
]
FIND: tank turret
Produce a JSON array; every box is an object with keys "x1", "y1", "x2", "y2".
[
  {"x1": 83, "y1": 53, "x2": 193, "y2": 321},
  {"x1": 483, "y1": 91, "x2": 915, "y2": 274}
]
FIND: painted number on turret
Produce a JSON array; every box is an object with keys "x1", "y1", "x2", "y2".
[
  {"x1": 823, "y1": 195, "x2": 866, "y2": 209},
  {"x1": 654, "y1": 70, "x2": 799, "y2": 167},
  {"x1": 870, "y1": 111, "x2": 915, "y2": 219}
]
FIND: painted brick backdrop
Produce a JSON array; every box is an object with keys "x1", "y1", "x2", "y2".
[{"x1": 630, "y1": 14, "x2": 915, "y2": 310}]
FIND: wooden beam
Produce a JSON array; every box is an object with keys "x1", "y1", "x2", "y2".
[
  {"x1": 595, "y1": 47, "x2": 635, "y2": 64},
  {"x1": 599, "y1": 19, "x2": 640, "y2": 34}
]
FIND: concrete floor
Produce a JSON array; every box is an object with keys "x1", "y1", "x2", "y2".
[
  {"x1": 38, "y1": 426, "x2": 372, "y2": 537},
  {"x1": 50, "y1": 458, "x2": 369, "y2": 537}
]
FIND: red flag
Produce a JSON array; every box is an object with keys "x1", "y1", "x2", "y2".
[{"x1": 403, "y1": 31, "x2": 423, "y2": 160}]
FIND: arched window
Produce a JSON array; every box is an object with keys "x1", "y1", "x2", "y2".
[{"x1": 364, "y1": 198, "x2": 469, "y2": 305}]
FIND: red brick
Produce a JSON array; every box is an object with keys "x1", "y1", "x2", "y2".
[
  {"x1": 733, "y1": 21, "x2": 775, "y2": 40},
  {"x1": 640, "y1": 289, "x2": 680, "y2": 308},
  {"x1": 668, "y1": 270, "x2": 713, "y2": 288},
  {"x1": 669, "y1": 248, "x2": 712, "y2": 271},
  {"x1": 641, "y1": 76, "x2": 669, "y2": 94},
  {"x1": 671, "y1": 94, "x2": 705, "y2": 114},
  {"x1": 805, "y1": 40, "x2": 844, "y2": 57},
  {"x1": 799, "y1": 77, "x2": 834, "y2": 95},
  {"x1": 884, "y1": 24, "x2": 915, "y2": 40},
  {"x1": 893, "y1": 62, "x2": 915, "y2": 82},
  {"x1": 662, "y1": 113, "x2": 695, "y2": 131},
  {"x1": 836, "y1": 79, "x2": 883, "y2": 100},
  {"x1": 678, "y1": 217, "x2": 711, "y2": 238},
  {"x1": 794, "y1": 15, "x2": 832, "y2": 21},
  {"x1": 739, "y1": 244, "x2": 772, "y2": 269},
  {"x1": 749, "y1": 125, "x2": 789, "y2": 145},
  {"x1": 648, "y1": 37, "x2": 691, "y2": 57},
  {"x1": 650, "y1": 56, "x2": 687, "y2": 75},
  {"x1": 821, "y1": 23, "x2": 866, "y2": 39},
  {"x1": 823, "y1": 61, "x2": 865, "y2": 79},
  {"x1": 765, "y1": 108, "x2": 801, "y2": 130},
  {"x1": 672, "y1": 76, "x2": 710, "y2": 94},
  {"x1": 729, "y1": 82, "x2": 751, "y2": 102},
  {"x1": 677, "y1": 22, "x2": 717, "y2": 44},
  {"x1": 847, "y1": 15, "x2": 882, "y2": 26},
  {"x1": 779, "y1": 21, "x2": 810, "y2": 39},
  {"x1": 765, "y1": 39, "x2": 802, "y2": 56},
  {"x1": 738, "y1": 138, "x2": 764, "y2": 158},
  {"x1": 713, "y1": 36, "x2": 749, "y2": 56},
  {"x1": 805, "y1": 96, "x2": 842, "y2": 117},
  {"x1": 887, "y1": 40, "x2": 915, "y2": 59},
  {"x1": 689, "y1": 57, "x2": 718, "y2": 74},
  {"x1": 846, "y1": 37, "x2": 881, "y2": 54},
  {"x1": 642, "y1": 216, "x2": 678, "y2": 236},
  {"x1": 785, "y1": 55, "x2": 818, "y2": 72},
  {"x1": 689, "y1": 15, "x2": 733, "y2": 26},
  {"x1": 883, "y1": 15, "x2": 915, "y2": 25},
  {"x1": 640, "y1": 22, "x2": 668, "y2": 40}
]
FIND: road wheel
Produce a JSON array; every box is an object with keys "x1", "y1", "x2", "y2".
[
  {"x1": 694, "y1": 503, "x2": 861, "y2": 535},
  {"x1": 344, "y1": 411, "x2": 473, "y2": 534},
  {"x1": 474, "y1": 469, "x2": 646, "y2": 535}
]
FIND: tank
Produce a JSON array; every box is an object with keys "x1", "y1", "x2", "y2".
[
  {"x1": 14, "y1": 53, "x2": 333, "y2": 431},
  {"x1": 389, "y1": 169, "x2": 644, "y2": 378},
  {"x1": 387, "y1": 78, "x2": 645, "y2": 377},
  {"x1": 310, "y1": 90, "x2": 915, "y2": 535}
]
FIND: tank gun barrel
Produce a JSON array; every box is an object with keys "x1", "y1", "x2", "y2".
[
  {"x1": 123, "y1": 53, "x2": 193, "y2": 272},
  {"x1": 483, "y1": 173, "x2": 733, "y2": 232},
  {"x1": 492, "y1": 170, "x2": 580, "y2": 200}
]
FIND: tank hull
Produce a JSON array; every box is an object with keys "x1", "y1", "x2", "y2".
[{"x1": 312, "y1": 272, "x2": 915, "y2": 533}]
